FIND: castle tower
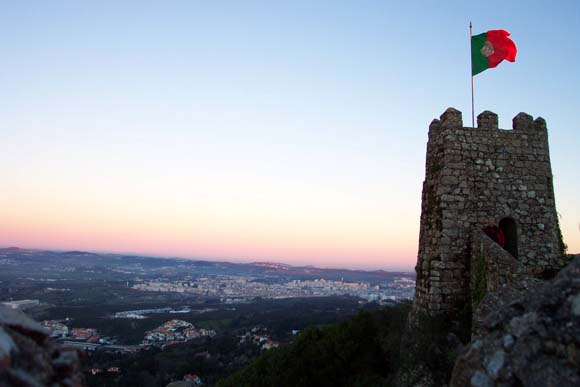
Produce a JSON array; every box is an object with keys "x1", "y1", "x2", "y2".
[{"x1": 412, "y1": 108, "x2": 566, "y2": 320}]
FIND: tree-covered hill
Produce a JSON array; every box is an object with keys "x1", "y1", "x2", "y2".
[{"x1": 217, "y1": 303, "x2": 411, "y2": 387}]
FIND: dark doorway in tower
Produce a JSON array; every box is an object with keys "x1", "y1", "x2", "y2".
[{"x1": 499, "y1": 218, "x2": 518, "y2": 258}]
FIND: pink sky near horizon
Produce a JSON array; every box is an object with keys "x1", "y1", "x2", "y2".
[
  {"x1": 0, "y1": 186, "x2": 419, "y2": 270},
  {"x1": 0, "y1": 221, "x2": 417, "y2": 271}
]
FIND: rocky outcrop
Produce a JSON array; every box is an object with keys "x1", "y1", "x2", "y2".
[
  {"x1": 450, "y1": 256, "x2": 580, "y2": 386},
  {"x1": 0, "y1": 306, "x2": 84, "y2": 386}
]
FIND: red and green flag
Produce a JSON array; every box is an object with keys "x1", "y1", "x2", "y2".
[{"x1": 471, "y1": 30, "x2": 517, "y2": 75}]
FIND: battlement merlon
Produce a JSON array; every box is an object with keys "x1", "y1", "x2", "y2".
[{"x1": 428, "y1": 107, "x2": 547, "y2": 131}]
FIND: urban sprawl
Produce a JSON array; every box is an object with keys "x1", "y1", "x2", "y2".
[{"x1": 132, "y1": 275, "x2": 415, "y2": 302}]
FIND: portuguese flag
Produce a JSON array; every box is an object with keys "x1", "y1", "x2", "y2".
[{"x1": 471, "y1": 30, "x2": 517, "y2": 75}]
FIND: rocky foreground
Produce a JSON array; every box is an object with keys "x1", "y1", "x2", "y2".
[
  {"x1": 451, "y1": 255, "x2": 580, "y2": 386},
  {"x1": 0, "y1": 305, "x2": 83, "y2": 386}
]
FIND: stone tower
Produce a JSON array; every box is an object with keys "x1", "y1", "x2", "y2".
[{"x1": 412, "y1": 108, "x2": 566, "y2": 321}]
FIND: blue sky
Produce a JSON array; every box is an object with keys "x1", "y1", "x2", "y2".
[{"x1": 1, "y1": 1, "x2": 579, "y2": 269}]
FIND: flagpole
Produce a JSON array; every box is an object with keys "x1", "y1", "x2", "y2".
[{"x1": 470, "y1": 22, "x2": 475, "y2": 128}]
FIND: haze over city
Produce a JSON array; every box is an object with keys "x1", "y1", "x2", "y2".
[{"x1": 2, "y1": 1, "x2": 579, "y2": 270}]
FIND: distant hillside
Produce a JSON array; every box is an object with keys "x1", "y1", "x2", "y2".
[
  {"x1": 0, "y1": 247, "x2": 413, "y2": 285},
  {"x1": 61, "y1": 250, "x2": 99, "y2": 256}
]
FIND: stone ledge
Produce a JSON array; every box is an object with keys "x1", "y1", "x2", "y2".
[{"x1": 451, "y1": 256, "x2": 580, "y2": 386}]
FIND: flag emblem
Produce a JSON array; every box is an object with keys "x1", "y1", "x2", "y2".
[{"x1": 481, "y1": 41, "x2": 494, "y2": 57}]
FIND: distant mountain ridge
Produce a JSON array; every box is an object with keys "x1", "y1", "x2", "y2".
[
  {"x1": 0, "y1": 247, "x2": 413, "y2": 284},
  {"x1": 60, "y1": 250, "x2": 99, "y2": 256}
]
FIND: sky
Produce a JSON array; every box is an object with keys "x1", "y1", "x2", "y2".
[{"x1": 1, "y1": 1, "x2": 579, "y2": 270}]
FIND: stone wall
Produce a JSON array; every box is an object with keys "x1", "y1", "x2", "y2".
[
  {"x1": 471, "y1": 230, "x2": 520, "y2": 301},
  {"x1": 469, "y1": 230, "x2": 533, "y2": 336},
  {"x1": 412, "y1": 108, "x2": 566, "y2": 320}
]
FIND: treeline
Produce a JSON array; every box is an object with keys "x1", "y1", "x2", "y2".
[
  {"x1": 217, "y1": 303, "x2": 412, "y2": 387},
  {"x1": 86, "y1": 336, "x2": 261, "y2": 386}
]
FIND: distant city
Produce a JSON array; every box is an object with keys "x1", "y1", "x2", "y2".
[
  {"x1": 0, "y1": 246, "x2": 415, "y2": 385},
  {"x1": 132, "y1": 275, "x2": 414, "y2": 302}
]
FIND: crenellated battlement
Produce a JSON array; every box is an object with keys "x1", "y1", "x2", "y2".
[
  {"x1": 412, "y1": 107, "x2": 566, "y2": 324},
  {"x1": 430, "y1": 108, "x2": 547, "y2": 133}
]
